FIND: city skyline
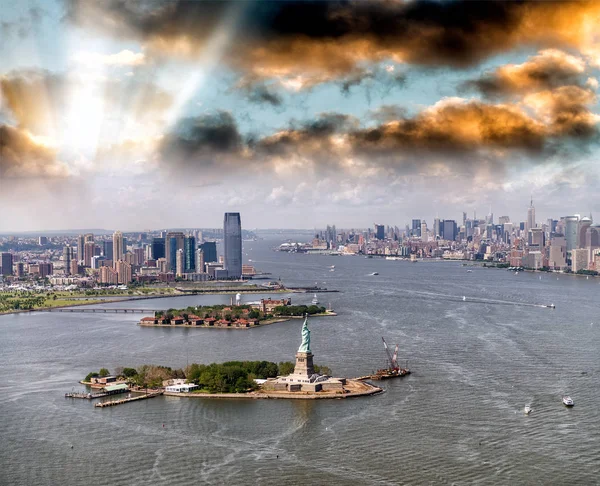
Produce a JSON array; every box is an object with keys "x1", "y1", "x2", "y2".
[{"x1": 2, "y1": 1, "x2": 600, "y2": 231}]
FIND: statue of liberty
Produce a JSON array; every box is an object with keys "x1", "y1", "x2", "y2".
[{"x1": 298, "y1": 315, "x2": 311, "y2": 353}]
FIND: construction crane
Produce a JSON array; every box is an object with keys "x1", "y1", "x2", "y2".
[{"x1": 382, "y1": 337, "x2": 400, "y2": 371}]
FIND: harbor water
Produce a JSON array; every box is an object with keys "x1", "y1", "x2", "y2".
[{"x1": 1, "y1": 233, "x2": 599, "y2": 485}]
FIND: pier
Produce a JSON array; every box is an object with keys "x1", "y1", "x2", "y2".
[
  {"x1": 94, "y1": 391, "x2": 163, "y2": 407},
  {"x1": 66, "y1": 384, "x2": 129, "y2": 399}
]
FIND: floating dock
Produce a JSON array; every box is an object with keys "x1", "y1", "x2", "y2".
[
  {"x1": 94, "y1": 391, "x2": 163, "y2": 408},
  {"x1": 66, "y1": 383, "x2": 130, "y2": 399}
]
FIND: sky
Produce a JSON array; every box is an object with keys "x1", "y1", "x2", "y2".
[{"x1": 1, "y1": 0, "x2": 599, "y2": 231}]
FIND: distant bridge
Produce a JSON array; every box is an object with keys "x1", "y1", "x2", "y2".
[{"x1": 38, "y1": 308, "x2": 156, "y2": 314}]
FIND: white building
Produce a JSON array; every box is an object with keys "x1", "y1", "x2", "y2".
[{"x1": 165, "y1": 383, "x2": 199, "y2": 393}]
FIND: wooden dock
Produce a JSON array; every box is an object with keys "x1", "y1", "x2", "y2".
[{"x1": 94, "y1": 391, "x2": 163, "y2": 407}]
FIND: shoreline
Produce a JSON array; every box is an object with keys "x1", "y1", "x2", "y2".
[{"x1": 163, "y1": 379, "x2": 382, "y2": 400}]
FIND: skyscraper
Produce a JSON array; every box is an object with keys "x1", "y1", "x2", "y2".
[
  {"x1": 63, "y1": 246, "x2": 71, "y2": 275},
  {"x1": 151, "y1": 237, "x2": 165, "y2": 260},
  {"x1": 443, "y1": 220, "x2": 457, "y2": 241},
  {"x1": 526, "y1": 198, "x2": 536, "y2": 234},
  {"x1": 77, "y1": 235, "x2": 85, "y2": 262},
  {"x1": 196, "y1": 249, "x2": 205, "y2": 274},
  {"x1": 84, "y1": 242, "x2": 95, "y2": 267},
  {"x1": 176, "y1": 249, "x2": 185, "y2": 277},
  {"x1": 563, "y1": 216, "x2": 579, "y2": 252},
  {"x1": 223, "y1": 212, "x2": 242, "y2": 279},
  {"x1": 113, "y1": 231, "x2": 124, "y2": 263},
  {"x1": 420, "y1": 222, "x2": 427, "y2": 242},
  {"x1": 1, "y1": 252, "x2": 13, "y2": 276},
  {"x1": 166, "y1": 232, "x2": 185, "y2": 271},
  {"x1": 103, "y1": 240, "x2": 114, "y2": 261},
  {"x1": 199, "y1": 241, "x2": 217, "y2": 263},
  {"x1": 412, "y1": 219, "x2": 421, "y2": 237},
  {"x1": 374, "y1": 224, "x2": 385, "y2": 240},
  {"x1": 184, "y1": 236, "x2": 196, "y2": 272}
]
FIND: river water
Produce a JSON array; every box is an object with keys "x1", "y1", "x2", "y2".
[{"x1": 1, "y1": 232, "x2": 599, "y2": 485}]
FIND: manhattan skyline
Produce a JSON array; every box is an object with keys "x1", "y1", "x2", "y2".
[{"x1": 1, "y1": 1, "x2": 600, "y2": 231}]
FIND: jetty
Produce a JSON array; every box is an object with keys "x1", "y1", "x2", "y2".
[
  {"x1": 94, "y1": 391, "x2": 163, "y2": 408},
  {"x1": 39, "y1": 308, "x2": 155, "y2": 314}
]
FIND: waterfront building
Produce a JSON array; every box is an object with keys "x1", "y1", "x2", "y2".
[
  {"x1": 113, "y1": 231, "x2": 124, "y2": 263},
  {"x1": 571, "y1": 248, "x2": 589, "y2": 272},
  {"x1": 77, "y1": 235, "x2": 85, "y2": 262},
  {"x1": 151, "y1": 237, "x2": 165, "y2": 260},
  {"x1": 549, "y1": 236, "x2": 567, "y2": 270},
  {"x1": 523, "y1": 251, "x2": 543, "y2": 270},
  {"x1": 166, "y1": 232, "x2": 185, "y2": 271},
  {"x1": 563, "y1": 216, "x2": 579, "y2": 252},
  {"x1": 223, "y1": 212, "x2": 242, "y2": 279},
  {"x1": 184, "y1": 236, "x2": 196, "y2": 272},
  {"x1": 1, "y1": 252, "x2": 13, "y2": 276}
]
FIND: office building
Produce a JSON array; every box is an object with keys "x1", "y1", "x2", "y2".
[
  {"x1": 196, "y1": 249, "x2": 205, "y2": 274},
  {"x1": 115, "y1": 260, "x2": 132, "y2": 284},
  {"x1": 63, "y1": 246, "x2": 71, "y2": 275},
  {"x1": 184, "y1": 236, "x2": 196, "y2": 272},
  {"x1": 199, "y1": 241, "x2": 217, "y2": 264},
  {"x1": 102, "y1": 240, "x2": 114, "y2": 261},
  {"x1": 374, "y1": 224, "x2": 385, "y2": 240},
  {"x1": 528, "y1": 228, "x2": 544, "y2": 248},
  {"x1": 113, "y1": 231, "x2": 124, "y2": 263},
  {"x1": 443, "y1": 220, "x2": 457, "y2": 242},
  {"x1": 421, "y1": 222, "x2": 427, "y2": 242},
  {"x1": 84, "y1": 242, "x2": 95, "y2": 267},
  {"x1": 549, "y1": 236, "x2": 567, "y2": 270},
  {"x1": 434, "y1": 218, "x2": 441, "y2": 238},
  {"x1": 1, "y1": 252, "x2": 13, "y2": 276},
  {"x1": 77, "y1": 235, "x2": 85, "y2": 262},
  {"x1": 100, "y1": 265, "x2": 119, "y2": 285},
  {"x1": 151, "y1": 237, "x2": 165, "y2": 260},
  {"x1": 38, "y1": 236, "x2": 48, "y2": 245},
  {"x1": 526, "y1": 198, "x2": 535, "y2": 234},
  {"x1": 166, "y1": 232, "x2": 185, "y2": 271},
  {"x1": 578, "y1": 217, "x2": 592, "y2": 248},
  {"x1": 223, "y1": 212, "x2": 242, "y2": 279},
  {"x1": 15, "y1": 262, "x2": 24, "y2": 278},
  {"x1": 563, "y1": 216, "x2": 579, "y2": 252},
  {"x1": 176, "y1": 249, "x2": 185, "y2": 277},
  {"x1": 412, "y1": 219, "x2": 421, "y2": 237},
  {"x1": 571, "y1": 248, "x2": 589, "y2": 272}
]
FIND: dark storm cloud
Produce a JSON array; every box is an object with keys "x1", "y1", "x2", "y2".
[
  {"x1": 65, "y1": 1, "x2": 600, "y2": 88},
  {"x1": 158, "y1": 111, "x2": 244, "y2": 167}
]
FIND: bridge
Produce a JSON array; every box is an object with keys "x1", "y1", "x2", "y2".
[{"x1": 38, "y1": 308, "x2": 156, "y2": 314}]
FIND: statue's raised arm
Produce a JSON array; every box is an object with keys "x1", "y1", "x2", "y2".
[{"x1": 298, "y1": 316, "x2": 311, "y2": 353}]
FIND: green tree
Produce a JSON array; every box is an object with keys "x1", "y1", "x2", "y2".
[{"x1": 98, "y1": 368, "x2": 110, "y2": 377}]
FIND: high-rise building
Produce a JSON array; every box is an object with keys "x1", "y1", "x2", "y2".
[
  {"x1": 434, "y1": 218, "x2": 441, "y2": 238},
  {"x1": 176, "y1": 249, "x2": 185, "y2": 277},
  {"x1": 571, "y1": 248, "x2": 589, "y2": 272},
  {"x1": 100, "y1": 265, "x2": 119, "y2": 285},
  {"x1": 443, "y1": 220, "x2": 457, "y2": 242},
  {"x1": 374, "y1": 224, "x2": 385, "y2": 240},
  {"x1": 151, "y1": 237, "x2": 165, "y2": 260},
  {"x1": 39, "y1": 236, "x2": 48, "y2": 245},
  {"x1": 196, "y1": 249, "x2": 205, "y2": 274},
  {"x1": 563, "y1": 216, "x2": 579, "y2": 252},
  {"x1": 420, "y1": 222, "x2": 427, "y2": 242},
  {"x1": 184, "y1": 236, "x2": 196, "y2": 272},
  {"x1": 113, "y1": 231, "x2": 124, "y2": 263},
  {"x1": 528, "y1": 228, "x2": 544, "y2": 248},
  {"x1": 115, "y1": 260, "x2": 132, "y2": 284},
  {"x1": 549, "y1": 236, "x2": 567, "y2": 270},
  {"x1": 84, "y1": 242, "x2": 95, "y2": 267},
  {"x1": 526, "y1": 198, "x2": 536, "y2": 234},
  {"x1": 578, "y1": 217, "x2": 592, "y2": 249},
  {"x1": 63, "y1": 246, "x2": 71, "y2": 275},
  {"x1": 84, "y1": 233, "x2": 94, "y2": 244},
  {"x1": 412, "y1": 219, "x2": 421, "y2": 237},
  {"x1": 1, "y1": 252, "x2": 13, "y2": 276},
  {"x1": 103, "y1": 240, "x2": 114, "y2": 261},
  {"x1": 223, "y1": 212, "x2": 242, "y2": 279},
  {"x1": 166, "y1": 232, "x2": 185, "y2": 271},
  {"x1": 77, "y1": 235, "x2": 85, "y2": 262},
  {"x1": 70, "y1": 260, "x2": 80, "y2": 276},
  {"x1": 199, "y1": 242, "x2": 217, "y2": 263},
  {"x1": 15, "y1": 262, "x2": 24, "y2": 278}
]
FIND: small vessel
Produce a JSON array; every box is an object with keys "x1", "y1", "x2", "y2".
[
  {"x1": 562, "y1": 396, "x2": 574, "y2": 407},
  {"x1": 546, "y1": 303, "x2": 555, "y2": 309},
  {"x1": 467, "y1": 269, "x2": 473, "y2": 273},
  {"x1": 370, "y1": 272, "x2": 379, "y2": 276},
  {"x1": 524, "y1": 406, "x2": 532, "y2": 415},
  {"x1": 462, "y1": 296, "x2": 466, "y2": 301},
  {"x1": 329, "y1": 265, "x2": 335, "y2": 269},
  {"x1": 311, "y1": 294, "x2": 319, "y2": 305}
]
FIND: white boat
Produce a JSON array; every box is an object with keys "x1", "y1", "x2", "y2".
[
  {"x1": 311, "y1": 294, "x2": 319, "y2": 305},
  {"x1": 467, "y1": 269, "x2": 472, "y2": 273},
  {"x1": 462, "y1": 296, "x2": 466, "y2": 301},
  {"x1": 562, "y1": 396, "x2": 574, "y2": 407},
  {"x1": 370, "y1": 272, "x2": 379, "y2": 276},
  {"x1": 524, "y1": 406, "x2": 532, "y2": 415},
  {"x1": 329, "y1": 265, "x2": 335, "y2": 269}
]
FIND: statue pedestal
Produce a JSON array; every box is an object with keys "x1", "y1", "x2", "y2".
[{"x1": 293, "y1": 351, "x2": 315, "y2": 377}]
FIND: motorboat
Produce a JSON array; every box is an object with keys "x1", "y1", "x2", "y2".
[
  {"x1": 370, "y1": 272, "x2": 379, "y2": 276},
  {"x1": 562, "y1": 396, "x2": 574, "y2": 407},
  {"x1": 311, "y1": 294, "x2": 319, "y2": 305},
  {"x1": 462, "y1": 296, "x2": 466, "y2": 301},
  {"x1": 467, "y1": 269, "x2": 473, "y2": 273},
  {"x1": 329, "y1": 265, "x2": 335, "y2": 269},
  {"x1": 524, "y1": 406, "x2": 532, "y2": 415}
]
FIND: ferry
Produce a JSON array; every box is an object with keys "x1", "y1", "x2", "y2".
[
  {"x1": 562, "y1": 396, "x2": 574, "y2": 407},
  {"x1": 311, "y1": 294, "x2": 319, "y2": 305}
]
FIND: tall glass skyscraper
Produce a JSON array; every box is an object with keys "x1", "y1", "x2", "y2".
[
  {"x1": 199, "y1": 242, "x2": 217, "y2": 263},
  {"x1": 223, "y1": 212, "x2": 242, "y2": 278},
  {"x1": 183, "y1": 236, "x2": 196, "y2": 272},
  {"x1": 151, "y1": 237, "x2": 165, "y2": 260}
]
